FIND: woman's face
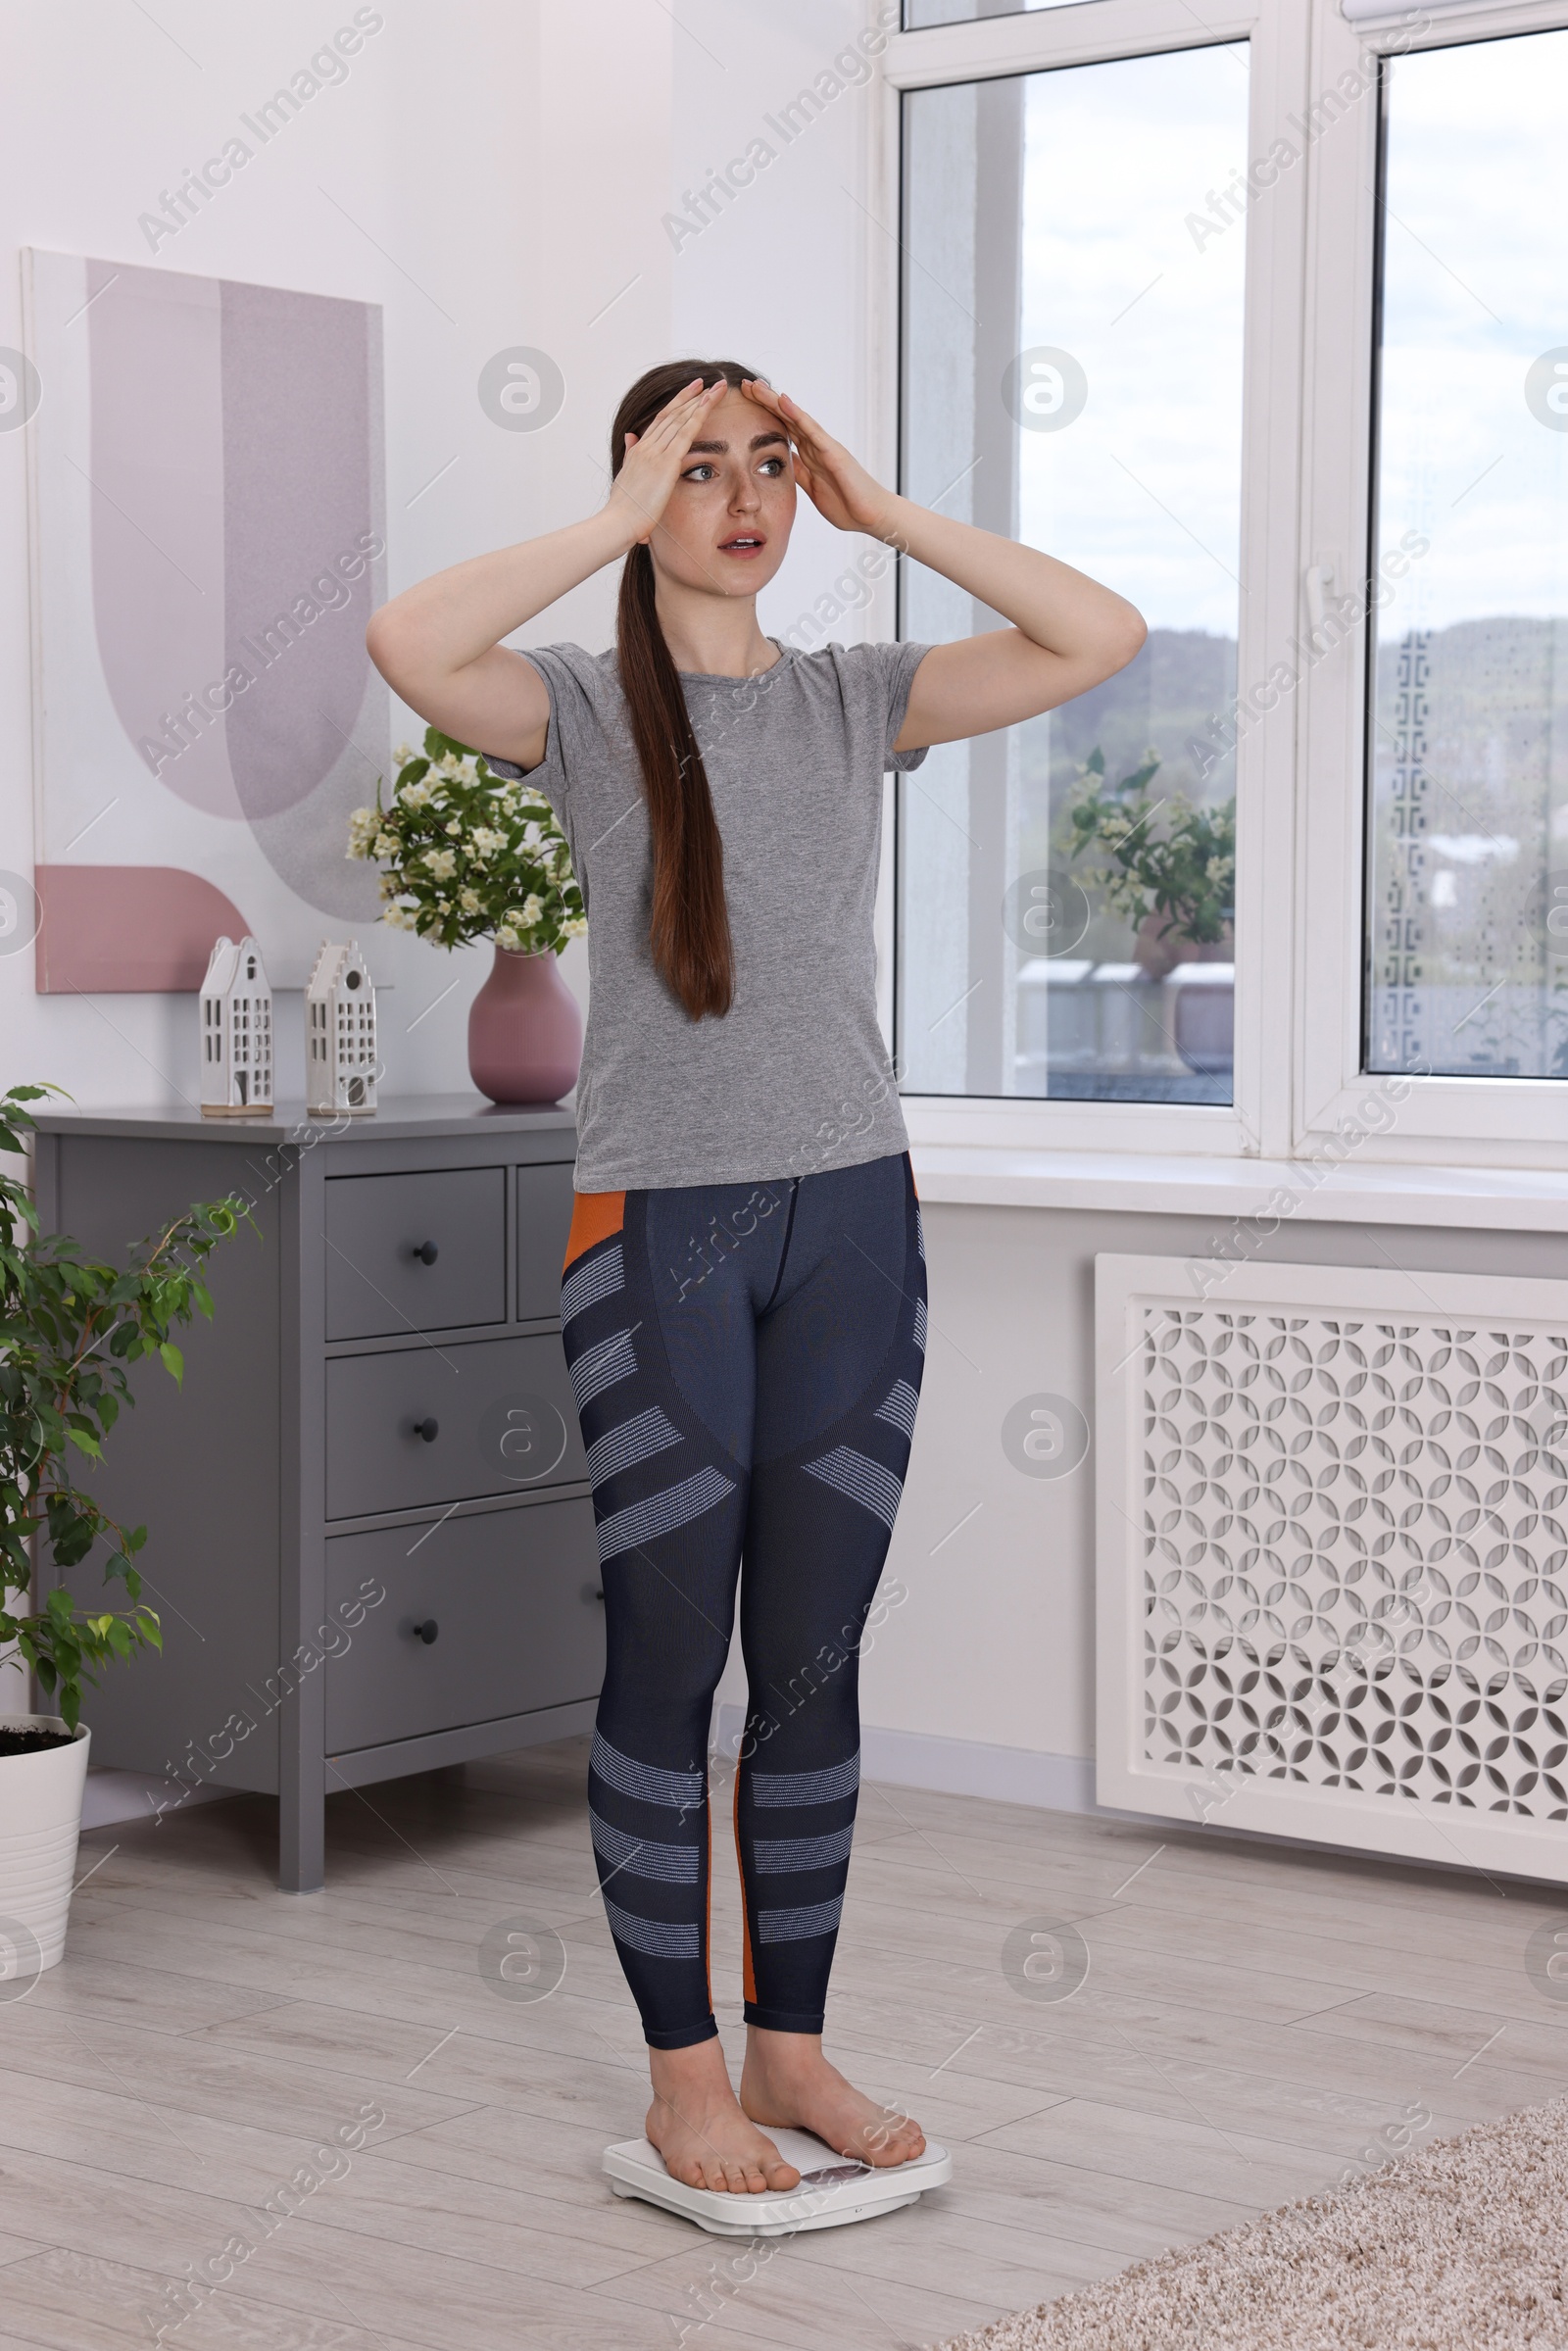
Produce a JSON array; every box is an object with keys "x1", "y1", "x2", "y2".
[{"x1": 644, "y1": 384, "x2": 796, "y2": 600}]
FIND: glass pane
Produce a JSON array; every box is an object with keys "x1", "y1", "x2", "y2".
[
  {"x1": 906, "y1": 0, "x2": 1094, "y2": 26},
  {"x1": 897, "y1": 46, "x2": 1248, "y2": 1102},
  {"x1": 1365, "y1": 27, "x2": 1568, "y2": 1082}
]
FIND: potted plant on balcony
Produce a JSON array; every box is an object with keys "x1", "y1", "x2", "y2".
[
  {"x1": 1, "y1": 1083, "x2": 244, "y2": 1984},
  {"x1": 348, "y1": 728, "x2": 587, "y2": 1106},
  {"x1": 1068, "y1": 748, "x2": 1237, "y2": 1076},
  {"x1": 1067, "y1": 746, "x2": 1236, "y2": 959}
]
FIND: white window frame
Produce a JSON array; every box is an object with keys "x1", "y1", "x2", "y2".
[
  {"x1": 1295, "y1": 0, "x2": 1568, "y2": 1167},
  {"x1": 871, "y1": 0, "x2": 1568, "y2": 1171}
]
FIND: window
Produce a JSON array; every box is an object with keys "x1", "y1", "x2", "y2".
[
  {"x1": 884, "y1": 0, "x2": 1568, "y2": 1163},
  {"x1": 1364, "y1": 26, "x2": 1568, "y2": 1085},
  {"x1": 896, "y1": 42, "x2": 1249, "y2": 1104}
]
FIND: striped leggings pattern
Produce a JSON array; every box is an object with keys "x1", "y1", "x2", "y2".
[{"x1": 559, "y1": 1151, "x2": 925, "y2": 2049}]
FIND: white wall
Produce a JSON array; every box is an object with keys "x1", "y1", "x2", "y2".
[
  {"x1": 0, "y1": 0, "x2": 898, "y2": 1117},
  {"x1": 0, "y1": 0, "x2": 665, "y2": 1111},
  {"x1": 3, "y1": 0, "x2": 1557, "y2": 1827},
  {"x1": 0, "y1": 0, "x2": 903, "y2": 1718}
]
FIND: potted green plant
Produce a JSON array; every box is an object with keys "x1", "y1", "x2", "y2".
[
  {"x1": 1067, "y1": 748, "x2": 1237, "y2": 1078},
  {"x1": 348, "y1": 727, "x2": 587, "y2": 1106},
  {"x1": 0, "y1": 1084, "x2": 243, "y2": 1982},
  {"x1": 1066, "y1": 747, "x2": 1236, "y2": 956}
]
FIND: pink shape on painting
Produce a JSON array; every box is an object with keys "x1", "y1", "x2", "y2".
[
  {"x1": 35, "y1": 866, "x2": 251, "y2": 994},
  {"x1": 85, "y1": 260, "x2": 244, "y2": 822}
]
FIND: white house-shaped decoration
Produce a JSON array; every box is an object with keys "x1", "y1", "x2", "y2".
[
  {"x1": 199, "y1": 935, "x2": 273, "y2": 1115},
  {"x1": 306, "y1": 938, "x2": 378, "y2": 1115}
]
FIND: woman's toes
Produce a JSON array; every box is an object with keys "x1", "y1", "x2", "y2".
[{"x1": 858, "y1": 2108, "x2": 924, "y2": 2164}]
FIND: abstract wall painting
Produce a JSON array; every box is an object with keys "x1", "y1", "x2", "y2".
[{"x1": 24, "y1": 249, "x2": 389, "y2": 992}]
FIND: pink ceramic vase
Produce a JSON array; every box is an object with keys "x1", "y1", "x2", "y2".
[{"x1": 466, "y1": 944, "x2": 583, "y2": 1105}]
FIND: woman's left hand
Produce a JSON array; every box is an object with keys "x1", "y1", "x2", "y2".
[{"x1": 741, "y1": 380, "x2": 899, "y2": 540}]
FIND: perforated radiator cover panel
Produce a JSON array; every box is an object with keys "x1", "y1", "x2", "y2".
[{"x1": 1095, "y1": 1254, "x2": 1568, "y2": 1882}]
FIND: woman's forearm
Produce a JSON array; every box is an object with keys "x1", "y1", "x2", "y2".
[
  {"x1": 875, "y1": 493, "x2": 1145, "y2": 663},
  {"x1": 366, "y1": 505, "x2": 637, "y2": 684}
]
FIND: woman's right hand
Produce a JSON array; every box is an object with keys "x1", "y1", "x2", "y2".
[
  {"x1": 606, "y1": 377, "x2": 727, "y2": 548},
  {"x1": 366, "y1": 382, "x2": 730, "y2": 768}
]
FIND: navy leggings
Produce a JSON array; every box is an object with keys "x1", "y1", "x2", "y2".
[{"x1": 558, "y1": 1150, "x2": 926, "y2": 2049}]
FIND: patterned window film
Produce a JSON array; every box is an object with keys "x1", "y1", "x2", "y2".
[{"x1": 1364, "y1": 27, "x2": 1568, "y2": 1082}]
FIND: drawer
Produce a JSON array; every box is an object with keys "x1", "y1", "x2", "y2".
[
  {"x1": 323, "y1": 1496, "x2": 604, "y2": 1752},
  {"x1": 325, "y1": 1333, "x2": 586, "y2": 1520},
  {"x1": 516, "y1": 1161, "x2": 575, "y2": 1322},
  {"x1": 325, "y1": 1168, "x2": 505, "y2": 1340}
]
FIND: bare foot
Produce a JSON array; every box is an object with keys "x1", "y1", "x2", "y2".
[
  {"x1": 647, "y1": 2035, "x2": 803, "y2": 2194},
  {"x1": 740, "y1": 2028, "x2": 927, "y2": 2168}
]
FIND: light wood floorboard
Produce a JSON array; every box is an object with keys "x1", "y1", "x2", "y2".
[{"x1": 3, "y1": 1735, "x2": 1566, "y2": 2349}]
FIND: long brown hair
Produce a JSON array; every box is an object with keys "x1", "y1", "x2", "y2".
[{"x1": 612, "y1": 357, "x2": 766, "y2": 1021}]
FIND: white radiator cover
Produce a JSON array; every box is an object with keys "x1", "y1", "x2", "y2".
[{"x1": 1095, "y1": 1254, "x2": 1568, "y2": 1886}]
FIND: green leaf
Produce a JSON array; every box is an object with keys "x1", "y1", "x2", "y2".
[
  {"x1": 423, "y1": 726, "x2": 475, "y2": 759},
  {"x1": 1118, "y1": 759, "x2": 1162, "y2": 799},
  {"x1": 2, "y1": 1162, "x2": 246, "y2": 1732},
  {"x1": 158, "y1": 1342, "x2": 184, "y2": 1384}
]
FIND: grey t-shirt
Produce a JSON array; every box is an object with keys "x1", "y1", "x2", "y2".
[{"x1": 483, "y1": 636, "x2": 930, "y2": 1193}]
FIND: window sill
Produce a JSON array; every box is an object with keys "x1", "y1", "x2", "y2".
[{"x1": 908, "y1": 1143, "x2": 1568, "y2": 1234}]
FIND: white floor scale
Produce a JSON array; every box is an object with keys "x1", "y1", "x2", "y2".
[{"x1": 603, "y1": 2128, "x2": 953, "y2": 2237}]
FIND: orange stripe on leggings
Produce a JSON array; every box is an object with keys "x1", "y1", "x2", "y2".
[
  {"x1": 563, "y1": 1188, "x2": 625, "y2": 1273},
  {"x1": 705, "y1": 1799, "x2": 713, "y2": 2012},
  {"x1": 734, "y1": 1765, "x2": 756, "y2": 2005}
]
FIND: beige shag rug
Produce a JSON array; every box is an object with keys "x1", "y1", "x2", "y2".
[{"x1": 937, "y1": 2095, "x2": 1568, "y2": 2350}]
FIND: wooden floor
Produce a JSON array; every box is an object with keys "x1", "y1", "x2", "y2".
[{"x1": 4, "y1": 1740, "x2": 1568, "y2": 2351}]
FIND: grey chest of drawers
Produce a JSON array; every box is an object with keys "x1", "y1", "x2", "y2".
[{"x1": 32, "y1": 1096, "x2": 603, "y2": 1891}]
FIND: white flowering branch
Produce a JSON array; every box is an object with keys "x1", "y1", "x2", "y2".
[{"x1": 347, "y1": 727, "x2": 585, "y2": 955}]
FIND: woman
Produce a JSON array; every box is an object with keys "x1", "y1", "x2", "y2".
[{"x1": 367, "y1": 359, "x2": 1144, "y2": 2197}]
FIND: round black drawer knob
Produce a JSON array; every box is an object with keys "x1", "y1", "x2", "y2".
[
  {"x1": 411, "y1": 1619, "x2": 439, "y2": 1644},
  {"x1": 412, "y1": 1241, "x2": 439, "y2": 1265},
  {"x1": 413, "y1": 1417, "x2": 440, "y2": 1444},
  {"x1": 582, "y1": 1583, "x2": 605, "y2": 1605}
]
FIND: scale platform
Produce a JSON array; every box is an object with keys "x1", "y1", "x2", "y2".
[{"x1": 604, "y1": 2127, "x2": 952, "y2": 2236}]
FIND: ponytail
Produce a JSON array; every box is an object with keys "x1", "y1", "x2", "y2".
[{"x1": 611, "y1": 357, "x2": 763, "y2": 1021}]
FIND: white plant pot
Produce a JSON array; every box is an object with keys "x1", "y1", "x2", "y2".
[{"x1": 0, "y1": 1714, "x2": 91, "y2": 1984}]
